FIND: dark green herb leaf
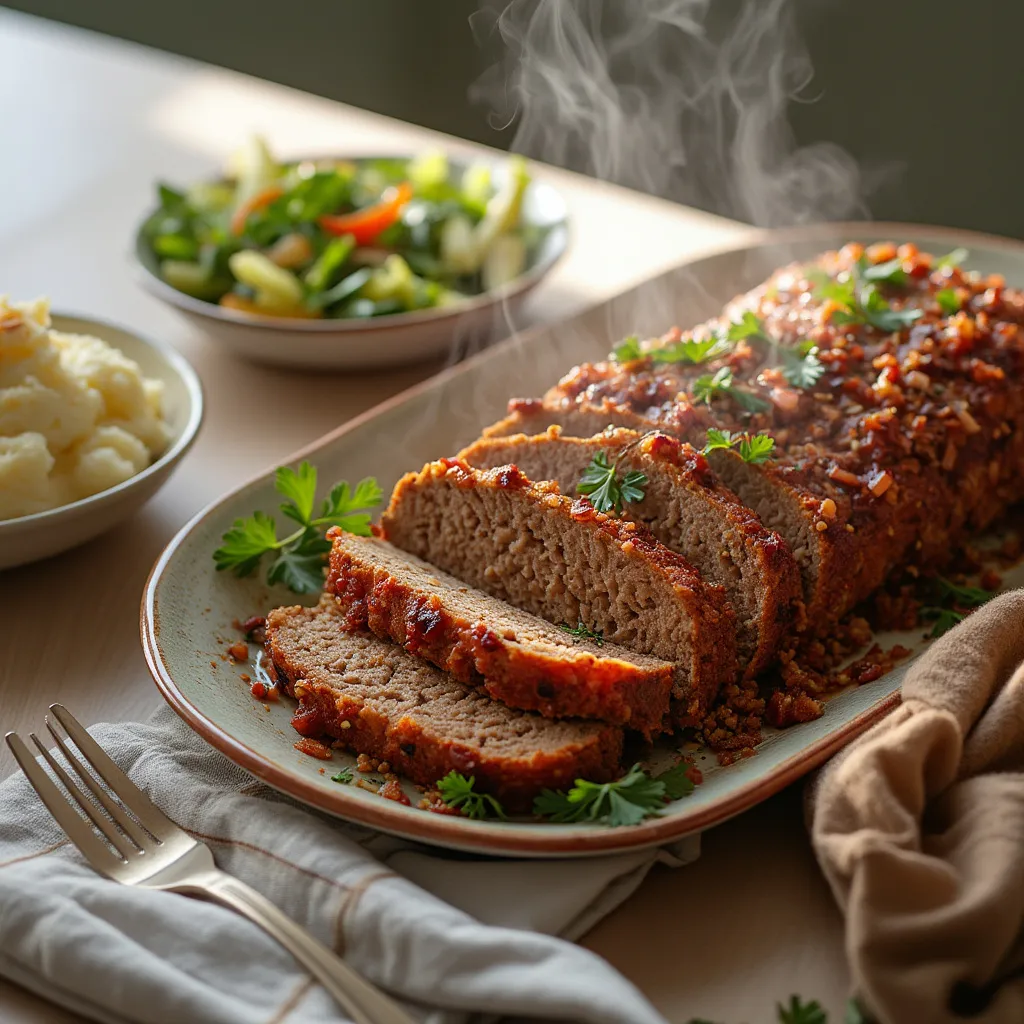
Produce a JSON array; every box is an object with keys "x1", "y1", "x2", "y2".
[
  {"x1": 577, "y1": 451, "x2": 648, "y2": 514},
  {"x1": 650, "y1": 337, "x2": 729, "y2": 365},
  {"x1": 844, "y1": 998, "x2": 869, "y2": 1024},
  {"x1": 653, "y1": 762, "x2": 696, "y2": 800},
  {"x1": 331, "y1": 767, "x2": 354, "y2": 784},
  {"x1": 780, "y1": 346, "x2": 825, "y2": 389},
  {"x1": 702, "y1": 429, "x2": 776, "y2": 464},
  {"x1": 860, "y1": 256, "x2": 906, "y2": 286},
  {"x1": 934, "y1": 577, "x2": 992, "y2": 607},
  {"x1": 692, "y1": 367, "x2": 770, "y2": 412},
  {"x1": 437, "y1": 771, "x2": 506, "y2": 820},
  {"x1": 610, "y1": 335, "x2": 643, "y2": 362},
  {"x1": 703, "y1": 428, "x2": 738, "y2": 453},
  {"x1": 559, "y1": 621, "x2": 604, "y2": 645},
  {"x1": 305, "y1": 234, "x2": 356, "y2": 292},
  {"x1": 725, "y1": 310, "x2": 770, "y2": 343},
  {"x1": 212, "y1": 463, "x2": 382, "y2": 592},
  {"x1": 777, "y1": 995, "x2": 828, "y2": 1024},
  {"x1": 533, "y1": 764, "x2": 667, "y2": 827},
  {"x1": 936, "y1": 289, "x2": 962, "y2": 316}
]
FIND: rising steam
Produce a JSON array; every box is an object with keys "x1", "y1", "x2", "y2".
[{"x1": 471, "y1": 0, "x2": 868, "y2": 227}]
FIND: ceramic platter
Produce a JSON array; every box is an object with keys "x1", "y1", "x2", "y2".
[{"x1": 142, "y1": 223, "x2": 1024, "y2": 857}]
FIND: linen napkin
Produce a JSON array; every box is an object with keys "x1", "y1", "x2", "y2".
[
  {"x1": 810, "y1": 590, "x2": 1024, "y2": 1024},
  {"x1": 0, "y1": 704, "x2": 696, "y2": 1024}
]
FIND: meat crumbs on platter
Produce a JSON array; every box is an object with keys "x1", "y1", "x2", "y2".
[{"x1": 213, "y1": 242, "x2": 1024, "y2": 823}]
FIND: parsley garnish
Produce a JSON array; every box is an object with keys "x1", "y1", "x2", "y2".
[
  {"x1": 609, "y1": 333, "x2": 728, "y2": 366},
  {"x1": 860, "y1": 256, "x2": 906, "y2": 287},
  {"x1": 213, "y1": 462, "x2": 382, "y2": 593},
  {"x1": 703, "y1": 428, "x2": 776, "y2": 464},
  {"x1": 935, "y1": 247, "x2": 968, "y2": 270},
  {"x1": 330, "y1": 767, "x2": 353, "y2": 784},
  {"x1": 692, "y1": 367, "x2": 770, "y2": 412},
  {"x1": 610, "y1": 335, "x2": 642, "y2": 361},
  {"x1": 777, "y1": 995, "x2": 828, "y2": 1024},
  {"x1": 811, "y1": 258, "x2": 923, "y2": 333},
  {"x1": 577, "y1": 450, "x2": 648, "y2": 514},
  {"x1": 936, "y1": 288, "x2": 962, "y2": 315},
  {"x1": 560, "y1": 621, "x2": 605, "y2": 645},
  {"x1": 780, "y1": 341, "x2": 824, "y2": 389},
  {"x1": 921, "y1": 575, "x2": 994, "y2": 637},
  {"x1": 533, "y1": 762, "x2": 695, "y2": 827},
  {"x1": 609, "y1": 313, "x2": 767, "y2": 365},
  {"x1": 436, "y1": 771, "x2": 506, "y2": 819}
]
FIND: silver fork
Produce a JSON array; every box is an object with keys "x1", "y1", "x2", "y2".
[{"x1": 6, "y1": 704, "x2": 414, "y2": 1024}]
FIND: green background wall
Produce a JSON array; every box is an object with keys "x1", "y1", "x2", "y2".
[{"x1": 5, "y1": 0, "x2": 1021, "y2": 237}]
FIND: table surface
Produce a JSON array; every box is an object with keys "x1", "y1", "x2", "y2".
[{"x1": 0, "y1": 10, "x2": 850, "y2": 1022}]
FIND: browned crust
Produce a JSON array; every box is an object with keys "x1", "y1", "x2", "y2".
[
  {"x1": 326, "y1": 534, "x2": 674, "y2": 736},
  {"x1": 265, "y1": 603, "x2": 624, "y2": 813},
  {"x1": 380, "y1": 457, "x2": 738, "y2": 727},
  {"x1": 459, "y1": 426, "x2": 803, "y2": 677}
]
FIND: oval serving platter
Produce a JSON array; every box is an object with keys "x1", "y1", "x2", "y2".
[{"x1": 142, "y1": 223, "x2": 1024, "y2": 857}]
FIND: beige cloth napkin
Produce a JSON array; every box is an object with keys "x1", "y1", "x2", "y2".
[{"x1": 810, "y1": 590, "x2": 1024, "y2": 1024}]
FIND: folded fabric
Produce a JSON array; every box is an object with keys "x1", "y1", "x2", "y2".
[
  {"x1": 810, "y1": 590, "x2": 1024, "y2": 1024},
  {"x1": 0, "y1": 705, "x2": 698, "y2": 1024}
]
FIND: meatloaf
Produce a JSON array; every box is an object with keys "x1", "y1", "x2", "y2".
[
  {"x1": 266, "y1": 596, "x2": 623, "y2": 812},
  {"x1": 326, "y1": 532, "x2": 674, "y2": 734},
  {"x1": 379, "y1": 458, "x2": 738, "y2": 727},
  {"x1": 457, "y1": 425, "x2": 802, "y2": 677},
  {"x1": 481, "y1": 243, "x2": 1024, "y2": 627}
]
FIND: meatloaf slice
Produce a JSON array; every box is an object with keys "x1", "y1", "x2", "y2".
[
  {"x1": 266, "y1": 596, "x2": 623, "y2": 812},
  {"x1": 457, "y1": 426, "x2": 802, "y2": 677},
  {"x1": 379, "y1": 458, "x2": 738, "y2": 727},
  {"x1": 327, "y1": 533, "x2": 673, "y2": 735}
]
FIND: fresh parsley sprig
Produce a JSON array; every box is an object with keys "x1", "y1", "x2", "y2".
[
  {"x1": 533, "y1": 762, "x2": 696, "y2": 827},
  {"x1": 560, "y1": 621, "x2": 605, "y2": 645},
  {"x1": 703, "y1": 428, "x2": 776, "y2": 465},
  {"x1": 330, "y1": 767, "x2": 354, "y2": 784},
  {"x1": 920, "y1": 575, "x2": 994, "y2": 637},
  {"x1": 577, "y1": 450, "x2": 648, "y2": 514},
  {"x1": 213, "y1": 462, "x2": 382, "y2": 593},
  {"x1": 609, "y1": 313, "x2": 768, "y2": 366},
  {"x1": 810, "y1": 258, "x2": 923, "y2": 333},
  {"x1": 780, "y1": 340, "x2": 825, "y2": 390},
  {"x1": 692, "y1": 367, "x2": 771, "y2": 413},
  {"x1": 436, "y1": 771, "x2": 506, "y2": 820},
  {"x1": 935, "y1": 288, "x2": 962, "y2": 316}
]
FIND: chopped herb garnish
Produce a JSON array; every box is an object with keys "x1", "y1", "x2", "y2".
[
  {"x1": 330, "y1": 767, "x2": 354, "y2": 784},
  {"x1": 935, "y1": 247, "x2": 968, "y2": 270},
  {"x1": 692, "y1": 367, "x2": 770, "y2": 412},
  {"x1": 860, "y1": 256, "x2": 906, "y2": 287},
  {"x1": 213, "y1": 462, "x2": 382, "y2": 593},
  {"x1": 653, "y1": 761, "x2": 697, "y2": 799},
  {"x1": 780, "y1": 341, "x2": 824, "y2": 389},
  {"x1": 560, "y1": 621, "x2": 605, "y2": 645},
  {"x1": 936, "y1": 288, "x2": 962, "y2": 316},
  {"x1": 777, "y1": 995, "x2": 828, "y2": 1024},
  {"x1": 810, "y1": 258, "x2": 923, "y2": 334},
  {"x1": 703, "y1": 428, "x2": 776, "y2": 464},
  {"x1": 577, "y1": 450, "x2": 648, "y2": 514},
  {"x1": 610, "y1": 335, "x2": 642, "y2": 361},
  {"x1": 921, "y1": 575, "x2": 994, "y2": 637},
  {"x1": 725, "y1": 310, "x2": 771, "y2": 343},
  {"x1": 436, "y1": 771, "x2": 506, "y2": 820}
]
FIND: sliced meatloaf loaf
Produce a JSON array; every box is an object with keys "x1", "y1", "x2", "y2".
[
  {"x1": 327, "y1": 532, "x2": 674, "y2": 735},
  {"x1": 266, "y1": 596, "x2": 623, "y2": 812},
  {"x1": 480, "y1": 243, "x2": 1024, "y2": 627},
  {"x1": 379, "y1": 458, "x2": 738, "y2": 727},
  {"x1": 458, "y1": 426, "x2": 802, "y2": 677}
]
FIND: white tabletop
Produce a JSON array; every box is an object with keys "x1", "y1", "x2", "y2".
[{"x1": 0, "y1": 10, "x2": 849, "y2": 1022}]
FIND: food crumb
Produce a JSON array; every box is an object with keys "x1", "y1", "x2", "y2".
[
  {"x1": 379, "y1": 779, "x2": 412, "y2": 805},
  {"x1": 240, "y1": 673, "x2": 251, "y2": 683},
  {"x1": 227, "y1": 641, "x2": 249, "y2": 662},
  {"x1": 294, "y1": 737, "x2": 333, "y2": 760}
]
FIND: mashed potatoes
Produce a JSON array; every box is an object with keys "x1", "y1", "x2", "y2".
[{"x1": 0, "y1": 297, "x2": 172, "y2": 520}]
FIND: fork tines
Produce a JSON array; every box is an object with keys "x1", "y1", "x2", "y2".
[{"x1": 5, "y1": 704, "x2": 180, "y2": 873}]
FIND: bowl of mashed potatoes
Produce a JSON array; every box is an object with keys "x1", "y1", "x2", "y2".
[{"x1": 0, "y1": 298, "x2": 203, "y2": 570}]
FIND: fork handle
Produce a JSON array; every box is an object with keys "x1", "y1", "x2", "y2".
[{"x1": 176, "y1": 869, "x2": 415, "y2": 1024}]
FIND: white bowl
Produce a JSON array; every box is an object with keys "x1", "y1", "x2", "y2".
[
  {"x1": 133, "y1": 155, "x2": 570, "y2": 371},
  {"x1": 0, "y1": 313, "x2": 203, "y2": 571}
]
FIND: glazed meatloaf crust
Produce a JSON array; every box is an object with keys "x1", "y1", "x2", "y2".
[
  {"x1": 326, "y1": 532, "x2": 674, "y2": 734},
  {"x1": 457, "y1": 425, "x2": 802, "y2": 677},
  {"x1": 482, "y1": 243, "x2": 1024, "y2": 627},
  {"x1": 379, "y1": 458, "x2": 738, "y2": 727},
  {"x1": 266, "y1": 596, "x2": 623, "y2": 812}
]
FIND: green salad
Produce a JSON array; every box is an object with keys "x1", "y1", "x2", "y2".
[{"x1": 142, "y1": 137, "x2": 537, "y2": 320}]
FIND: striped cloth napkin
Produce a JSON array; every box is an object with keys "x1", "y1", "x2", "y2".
[{"x1": 0, "y1": 705, "x2": 697, "y2": 1024}]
